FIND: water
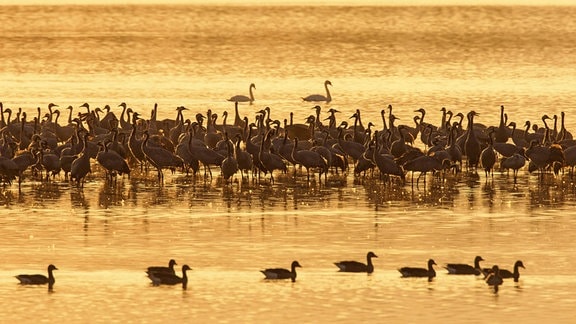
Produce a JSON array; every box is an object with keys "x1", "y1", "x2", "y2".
[{"x1": 1, "y1": 4, "x2": 576, "y2": 323}]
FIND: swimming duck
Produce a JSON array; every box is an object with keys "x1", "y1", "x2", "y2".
[
  {"x1": 399, "y1": 259, "x2": 437, "y2": 281},
  {"x1": 444, "y1": 255, "x2": 484, "y2": 275},
  {"x1": 261, "y1": 261, "x2": 302, "y2": 282},
  {"x1": 334, "y1": 251, "x2": 378, "y2": 273},
  {"x1": 485, "y1": 265, "x2": 504, "y2": 285},
  {"x1": 147, "y1": 259, "x2": 177, "y2": 275},
  {"x1": 147, "y1": 264, "x2": 192, "y2": 289},
  {"x1": 485, "y1": 265, "x2": 503, "y2": 293},
  {"x1": 15, "y1": 264, "x2": 58, "y2": 288},
  {"x1": 484, "y1": 260, "x2": 525, "y2": 282}
]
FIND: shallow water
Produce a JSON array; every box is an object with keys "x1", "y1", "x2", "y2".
[
  {"x1": 2, "y1": 3, "x2": 576, "y2": 323},
  {"x1": 2, "y1": 170, "x2": 576, "y2": 322}
]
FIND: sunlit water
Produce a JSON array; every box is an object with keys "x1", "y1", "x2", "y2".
[
  {"x1": 2, "y1": 171, "x2": 576, "y2": 322},
  {"x1": 1, "y1": 4, "x2": 576, "y2": 323}
]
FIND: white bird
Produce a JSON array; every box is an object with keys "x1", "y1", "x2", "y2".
[
  {"x1": 302, "y1": 80, "x2": 332, "y2": 103},
  {"x1": 227, "y1": 83, "x2": 256, "y2": 104}
]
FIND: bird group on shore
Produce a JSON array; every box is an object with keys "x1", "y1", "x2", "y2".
[
  {"x1": 15, "y1": 254, "x2": 523, "y2": 294},
  {"x1": 0, "y1": 96, "x2": 571, "y2": 190}
]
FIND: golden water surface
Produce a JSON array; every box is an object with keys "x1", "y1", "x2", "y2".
[
  {"x1": 1, "y1": 4, "x2": 576, "y2": 323},
  {"x1": 1, "y1": 170, "x2": 576, "y2": 323}
]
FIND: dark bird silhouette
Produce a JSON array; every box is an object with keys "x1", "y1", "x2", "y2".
[
  {"x1": 142, "y1": 130, "x2": 184, "y2": 183},
  {"x1": 291, "y1": 137, "x2": 328, "y2": 183},
  {"x1": 147, "y1": 264, "x2": 192, "y2": 289},
  {"x1": 557, "y1": 111, "x2": 573, "y2": 141},
  {"x1": 390, "y1": 125, "x2": 410, "y2": 159},
  {"x1": 334, "y1": 251, "x2": 378, "y2": 273},
  {"x1": 220, "y1": 141, "x2": 238, "y2": 182},
  {"x1": 484, "y1": 260, "x2": 525, "y2": 282},
  {"x1": 464, "y1": 111, "x2": 481, "y2": 170},
  {"x1": 494, "y1": 105, "x2": 510, "y2": 143},
  {"x1": 168, "y1": 106, "x2": 189, "y2": 146},
  {"x1": 337, "y1": 126, "x2": 365, "y2": 163},
  {"x1": 118, "y1": 102, "x2": 133, "y2": 132},
  {"x1": 37, "y1": 143, "x2": 61, "y2": 181},
  {"x1": 372, "y1": 131, "x2": 405, "y2": 182},
  {"x1": 128, "y1": 115, "x2": 147, "y2": 171},
  {"x1": 403, "y1": 154, "x2": 444, "y2": 185},
  {"x1": 234, "y1": 134, "x2": 253, "y2": 180},
  {"x1": 0, "y1": 155, "x2": 19, "y2": 186},
  {"x1": 485, "y1": 265, "x2": 503, "y2": 293},
  {"x1": 258, "y1": 130, "x2": 287, "y2": 183},
  {"x1": 191, "y1": 140, "x2": 225, "y2": 179},
  {"x1": 12, "y1": 150, "x2": 36, "y2": 189},
  {"x1": 445, "y1": 256, "x2": 484, "y2": 275},
  {"x1": 175, "y1": 130, "x2": 200, "y2": 176},
  {"x1": 399, "y1": 259, "x2": 437, "y2": 281},
  {"x1": 261, "y1": 261, "x2": 302, "y2": 282},
  {"x1": 15, "y1": 264, "x2": 58, "y2": 290},
  {"x1": 525, "y1": 140, "x2": 551, "y2": 174},
  {"x1": 96, "y1": 142, "x2": 131, "y2": 182},
  {"x1": 481, "y1": 131, "x2": 497, "y2": 178},
  {"x1": 493, "y1": 141, "x2": 521, "y2": 159},
  {"x1": 70, "y1": 133, "x2": 92, "y2": 187},
  {"x1": 501, "y1": 152, "x2": 526, "y2": 183},
  {"x1": 147, "y1": 259, "x2": 177, "y2": 275},
  {"x1": 563, "y1": 145, "x2": 576, "y2": 175}
]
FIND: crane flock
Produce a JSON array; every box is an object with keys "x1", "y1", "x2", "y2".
[{"x1": 0, "y1": 100, "x2": 573, "y2": 189}]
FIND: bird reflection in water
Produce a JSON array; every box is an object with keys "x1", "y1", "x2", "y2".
[
  {"x1": 8, "y1": 155, "x2": 576, "y2": 217},
  {"x1": 149, "y1": 187, "x2": 170, "y2": 206},
  {"x1": 98, "y1": 182, "x2": 127, "y2": 209},
  {"x1": 70, "y1": 187, "x2": 89, "y2": 209},
  {"x1": 31, "y1": 182, "x2": 63, "y2": 205},
  {"x1": 405, "y1": 176, "x2": 460, "y2": 207},
  {"x1": 299, "y1": 183, "x2": 335, "y2": 201},
  {"x1": 481, "y1": 181, "x2": 496, "y2": 210},
  {"x1": 528, "y1": 179, "x2": 566, "y2": 209},
  {"x1": 464, "y1": 171, "x2": 481, "y2": 188},
  {"x1": 0, "y1": 189, "x2": 17, "y2": 206}
]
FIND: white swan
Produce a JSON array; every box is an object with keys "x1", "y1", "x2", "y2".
[
  {"x1": 227, "y1": 83, "x2": 256, "y2": 104},
  {"x1": 302, "y1": 80, "x2": 332, "y2": 103}
]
